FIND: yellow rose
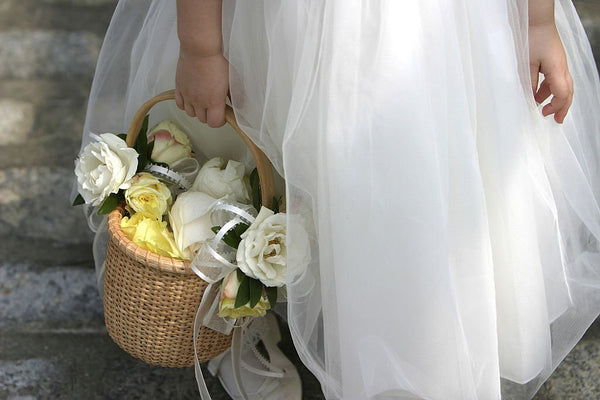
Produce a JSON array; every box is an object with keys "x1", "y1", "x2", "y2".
[
  {"x1": 218, "y1": 270, "x2": 270, "y2": 318},
  {"x1": 121, "y1": 212, "x2": 183, "y2": 259},
  {"x1": 124, "y1": 172, "x2": 172, "y2": 219}
]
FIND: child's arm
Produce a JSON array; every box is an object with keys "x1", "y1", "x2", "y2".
[
  {"x1": 175, "y1": 0, "x2": 228, "y2": 128},
  {"x1": 529, "y1": 0, "x2": 573, "y2": 123}
]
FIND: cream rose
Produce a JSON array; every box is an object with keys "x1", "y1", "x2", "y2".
[
  {"x1": 124, "y1": 172, "x2": 172, "y2": 219},
  {"x1": 75, "y1": 133, "x2": 138, "y2": 206},
  {"x1": 192, "y1": 157, "x2": 250, "y2": 203},
  {"x1": 147, "y1": 120, "x2": 193, "y2": 166},
  {"x1": 236, "y1": 207, "x2": 287, "y2": 287},
  {"x1": 169, "y1": 191, "x2": 220, "y2": 260},
  {"x1": 218, "y1": 270, "x2": 270, "y2": 318}
]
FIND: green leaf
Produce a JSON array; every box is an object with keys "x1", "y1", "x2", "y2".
[
  {"x1": 265, "y1": 286, "x2": 277, "y2": 309},
  {"x1": 135, "y1": 115, "x2": 149, "y2": 172},
  {"x1": 219, "y1": 223, "x2": 249, "y2": 249},
  {"x1": 236, "y1": 268, "x2": 245, "y2": 281},
  {"x1": 72, "y1": 194, "x2": 85, "y2": 207},
  {"x1": 272, "y1": 196, "x2": 280, "y2": 214},
  {"x1": 235, "y1": 273, "x2": 250, "y2": 308},
  {"x1": 248, "y1": 277, "x2": 263, "y2": 308},
  {"x1": 249, "y1": 168, "x2": 261, "y2": 212},
  {"x1": 137, "y1": 154, "x2": 148, "y2": 173},
  {"x1": 211, "y1": 226, "x2": 221, "y2": 234},
  {"x1": 140, "y1": 114, "x2": 149, "y2": 139},
  {"x1": 97, "y1": 192, "x2": 123, "y2": 215},
  {"x1": 147, "y1": 140, "x2": 155, "y2": 161}
]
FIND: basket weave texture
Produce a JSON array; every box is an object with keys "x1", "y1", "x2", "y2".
[
  {"x1": 104, "y1": 207, "x2": 232, "y2": 367},
  {"x1": 102, "y1": 90, "x2": 274, "y2": 368}
]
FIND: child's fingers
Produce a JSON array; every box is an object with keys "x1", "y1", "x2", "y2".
[
  {"x1": 556, "y1": 89, "x2": 574, "y2": 123},
  {"x1": 207, "y1": 104, "x2": 226, "y2": 128},
  {"x1": 540, "y1": 73, "x2": 573, "y2": 123},
  {"x1": 184, "y1": 102, "x2": 197, "y2": 118},
  {"x1": 197, "y1": 108, "x2": 207, "y2": 124},
  {"x1": 541, "y1": 92, "x2": 571, "y2": 123},
  {"x1": 175, "y1": 90, "x2": 184, "y2": 111},
  {"x1": 534, "y1": 79, "x2": 552, "y2": 104}
]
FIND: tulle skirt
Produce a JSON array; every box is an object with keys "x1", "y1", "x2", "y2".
[{"x1": 81, "y1": 1, "x2": 600, "y2": 399}]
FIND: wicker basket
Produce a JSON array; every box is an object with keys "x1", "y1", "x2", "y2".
[{"x1": 103, "y1": 90, "x2": 275, "y2": 368}]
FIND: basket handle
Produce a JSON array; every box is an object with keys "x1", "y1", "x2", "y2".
[{"x1": 125, "y1": 89, "x2": 275, "y2": 209}]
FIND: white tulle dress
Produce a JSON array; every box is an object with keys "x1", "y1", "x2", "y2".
[{"x1": 80, "y1": 1, "x2": 600, "y2": 399}]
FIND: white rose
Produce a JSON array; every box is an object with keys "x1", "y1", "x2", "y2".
[
  {"x1": 75, "y1": 133, "x2": 138, "y2": 206},
  {"x1": 192, "y1": 157, "x2": 250, "y2": 204},
  {"x1": 148, "y1": 120, "x2": 193, "y2": 166},
  {"x1": 169, "y1": 191, "x2": 220, "y2": 260},
  {"x1": 237, "y1": 207, "x2": 287, "y2": 287}
]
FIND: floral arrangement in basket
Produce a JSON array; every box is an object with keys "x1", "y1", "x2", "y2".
[{"x1": 73, "y1": 116, "x2": 285, "y2": 319}]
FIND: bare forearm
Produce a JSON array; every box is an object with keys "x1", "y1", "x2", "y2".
[
  {"x1": 176, "y1": 0, "x2": 223, "y2": 56},
  {"x1": 529, "y1": 0, "x2": 555, "y2": 27}
]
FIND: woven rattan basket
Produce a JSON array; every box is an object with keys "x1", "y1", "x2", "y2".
[{"x1": 104, "y1": 90, "x2": 275, "y2": 368}]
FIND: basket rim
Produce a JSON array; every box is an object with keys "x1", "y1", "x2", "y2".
[{"x1": 107, "y1": 206, "x2": 193, "y2": 275}]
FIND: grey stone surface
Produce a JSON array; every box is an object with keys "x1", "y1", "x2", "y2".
[
  {"x1": 0, "y1": 79, "x2": 95, "y2": 171},
  {"x1": 0, "y1": 99, "x2": 34, "y2": 145},
  {"x1": 0, "y1": 31, "x2": 101, "y2": 79},
  {"x1": 0, "y1": 235, "x2": 92, "y2": 267},
  {"x1": 0, "y1": 358, "x2": 68, "y2": 399},
  {"x1": 535, "y1": 327, "x2": 600, "y2": 399},
  {"x1": 0, "y1": 321, "x2": 325, "y2": 399},
  {"x1": 42, "y1": 0, "x2": 116, "y2": 5},
  {"x1": 0, "y1": 167, "x2": 93, "y2": 244},
  {"x1": 574, "y1": 0, "x2": 600, "y2": 67},
  {"x1": 0, "y1": 0, "x2": 117, "y2": 35},
  {"x1": 0, "y1": 263, "x2": 104, "y2": 332}
]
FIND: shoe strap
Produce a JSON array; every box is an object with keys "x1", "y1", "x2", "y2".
[{"x1": 241, "y1": 361, "x2": 286, "y2": 379}]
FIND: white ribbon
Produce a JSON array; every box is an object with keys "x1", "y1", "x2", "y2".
[
  {"x1": 190, "y1": 200, "x2": 256, "y2": 288},
  {"x1": 191, "y1": 199, "x2": 258, "y2": 400},
  {"x1": 144, "y1": 157, "x2": 200, "y2": 191}
]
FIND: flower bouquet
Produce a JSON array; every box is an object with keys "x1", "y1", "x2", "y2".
[{"x1": 73, "y1": 90, "x2": 282, "y2": 368}]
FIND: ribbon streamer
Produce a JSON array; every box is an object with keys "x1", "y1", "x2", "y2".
[{"x1": 191, "y1": 199, "x2": 258, "y2": 400}]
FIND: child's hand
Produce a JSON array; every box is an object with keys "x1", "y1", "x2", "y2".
[
  {"x1": 529, "y1": 24, "x2": 573, "y2": 124},
  {"x1": 175, "y1": 50, "x2": 229, "y2": 128}
]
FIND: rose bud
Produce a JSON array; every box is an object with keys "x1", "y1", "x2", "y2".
[{"x1": 147, "y1": 120, "x2": 193, "y2": 166}]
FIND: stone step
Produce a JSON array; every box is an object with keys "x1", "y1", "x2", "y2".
[
  {"x1": 0, "y1": 263, "x2": 102, "y2": 333},
  {"x1": 0, "y1": 30, "x2": 101, "y2": 80},
  {"x1": 0, "y1": 332, "x2": 226, "y2": 400},
  {"x1": 573, "y1": 0, "x2": 600, "y2": 67},
  {"x1": 0, "y1": 235, "x2": 92, "y2": 268},
  {"x1": 0, "y1": 317, "x2": 323, "y2": 399},
  {"x1": 0, "y1": 167, "x2": 92, "y2": 244},
  {"x1": 0, "y1": 0, "x2": 116, "y2": 35},
  {"x1": 536, "y1": 322, "x2": 600, "y2": 398},
  {"x1": 0, "y1": 78, "x2": 93, "y2": 170}
]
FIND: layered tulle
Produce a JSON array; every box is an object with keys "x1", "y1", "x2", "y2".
[{"x1": 81, "y1": 1, "x2": 600, "y2": 399}]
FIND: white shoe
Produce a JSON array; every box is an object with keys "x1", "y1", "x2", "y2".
[{"x1": 207, "y1": 313, "x2": 302, "y2": 400}]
